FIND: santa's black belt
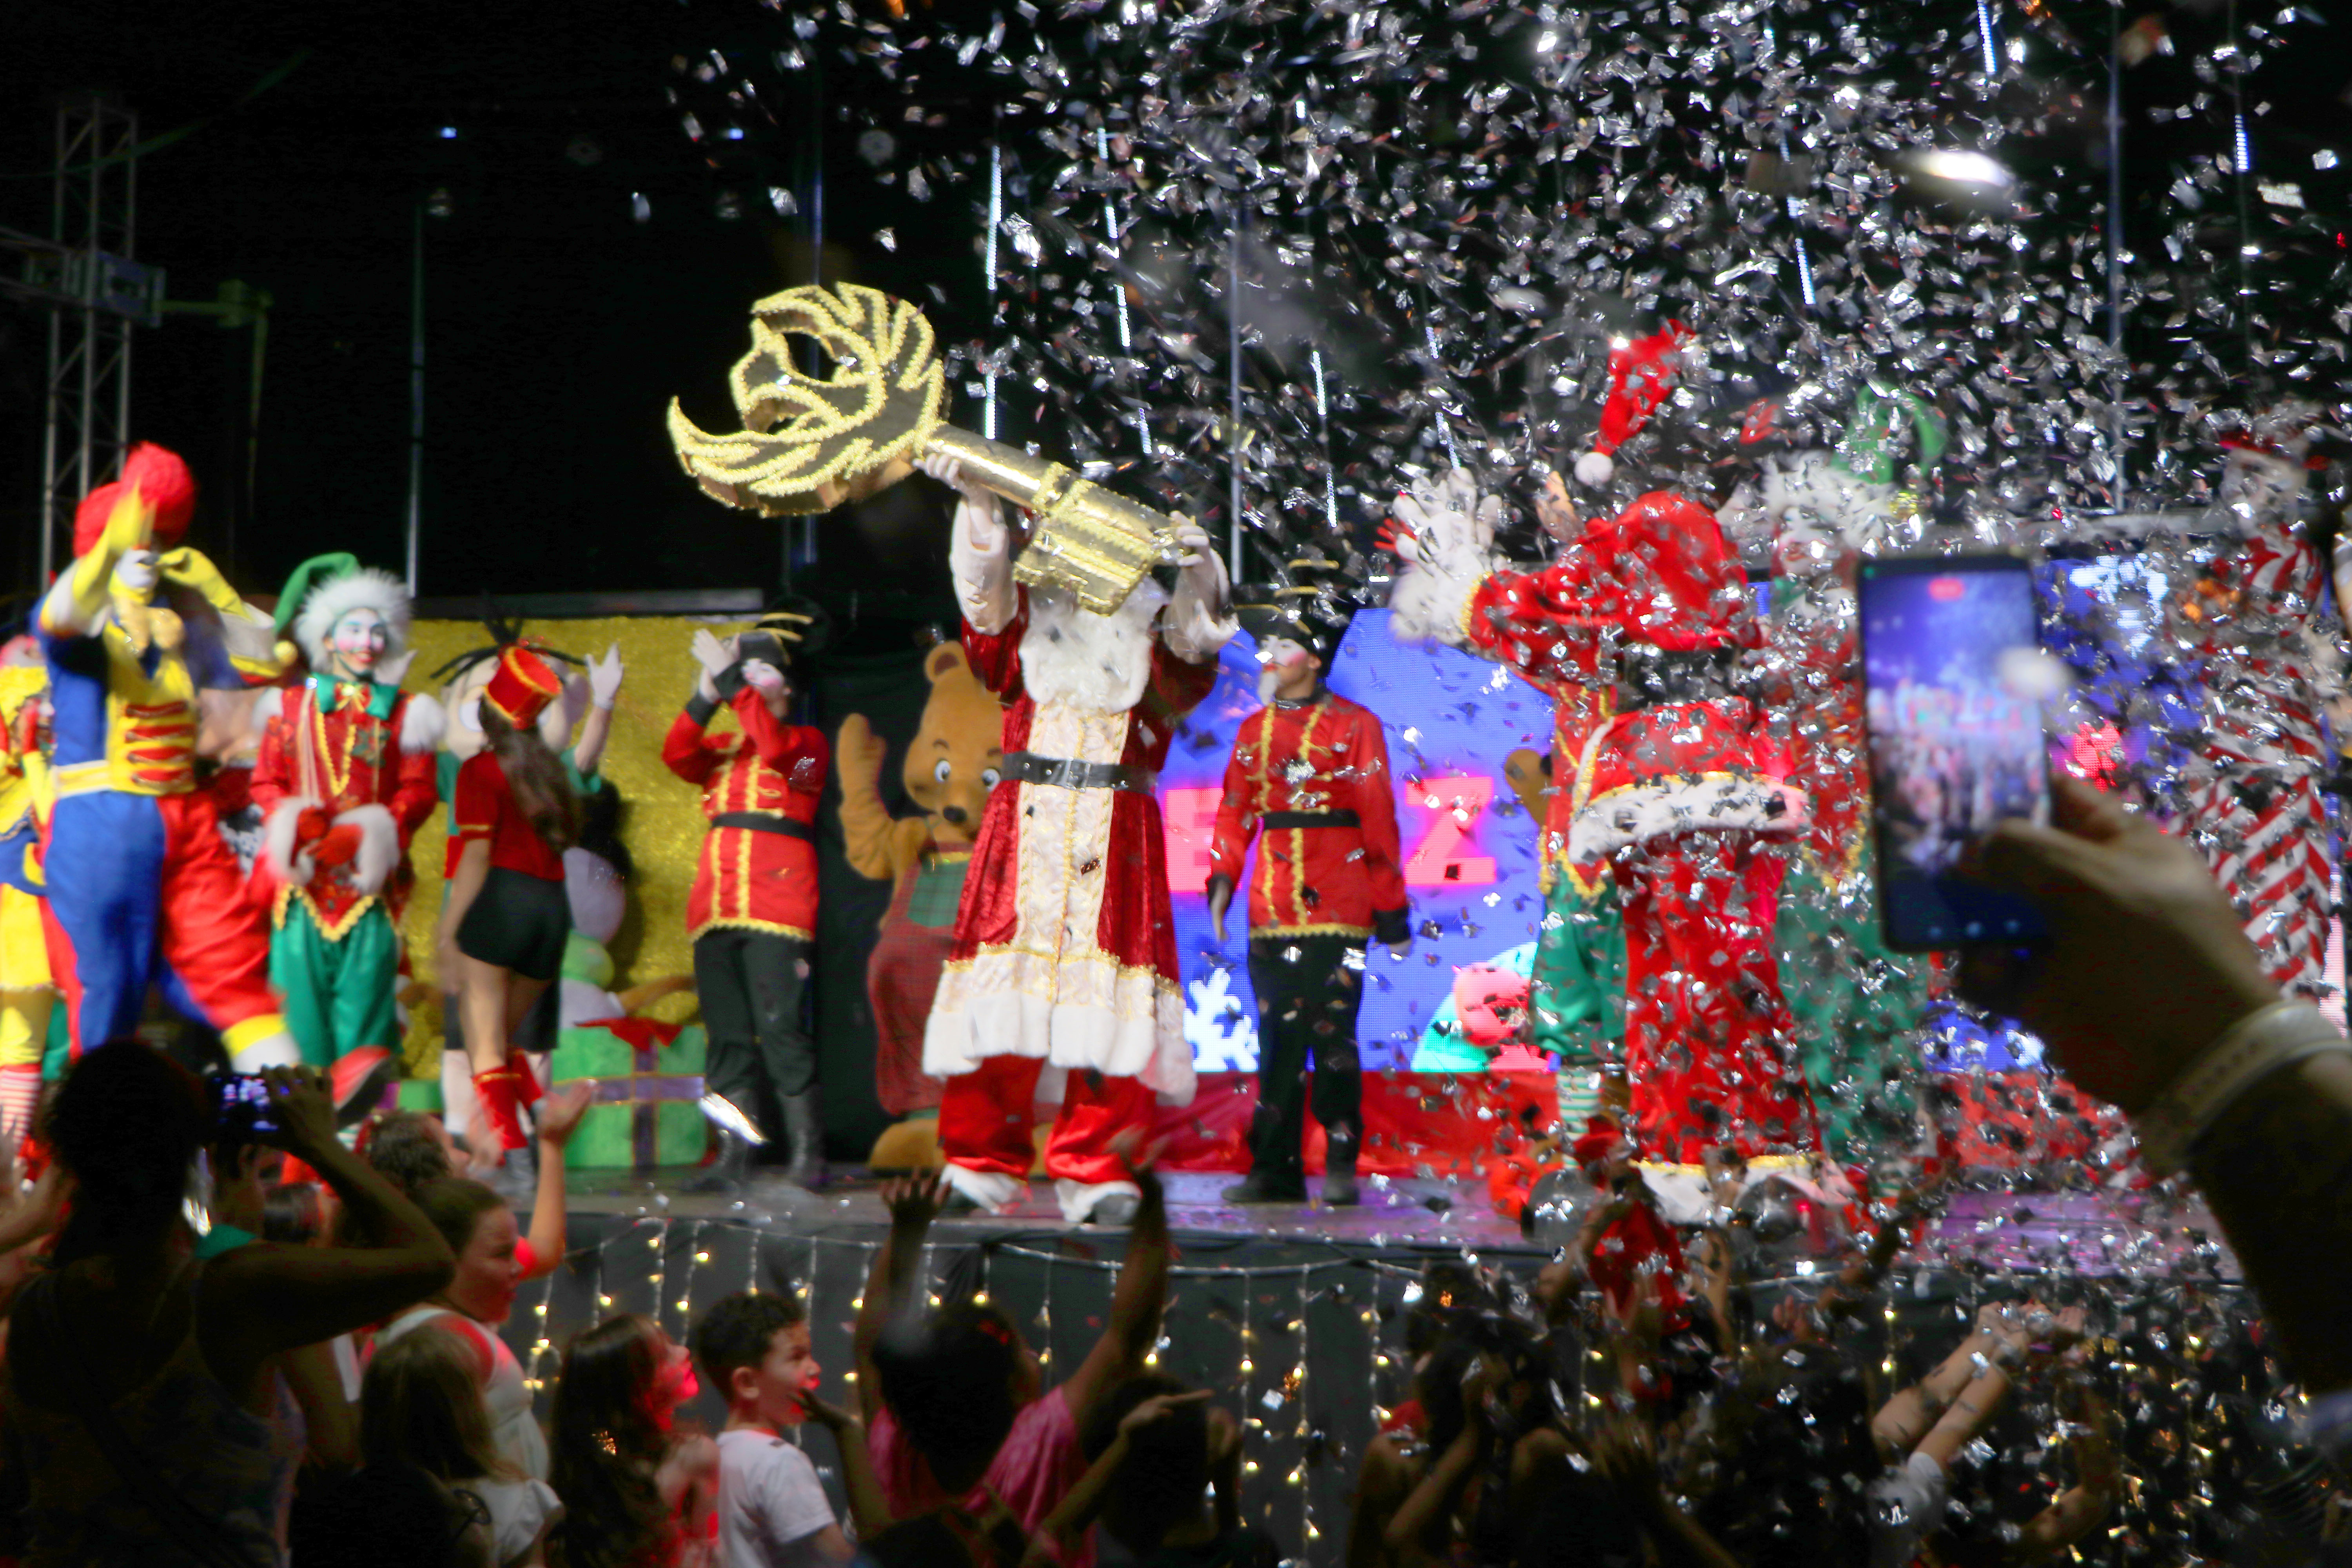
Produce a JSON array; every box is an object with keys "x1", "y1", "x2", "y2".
[
  {"x1": 1261, "y1": 809, "x2": 1361, "y2": 829},
  {"x1": 710, "y1": 812, "x2": 816, "y2": 842},
  {"x1": 1002, "y1": 752, "x2": 1158, "y2": 794}
]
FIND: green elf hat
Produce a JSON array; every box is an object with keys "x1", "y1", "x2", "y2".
[
  {"x1": 1837, "y1": 383, "x2": 1949, "y2": 487},
  {"x1": 272, "y1": 553, "x2": 361, "y2": 646}
]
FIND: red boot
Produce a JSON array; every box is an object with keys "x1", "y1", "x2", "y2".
[{"x1": 471, "y1": 1066, "x2": 531, "y2": 1153}]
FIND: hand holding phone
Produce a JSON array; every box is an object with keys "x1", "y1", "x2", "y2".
[{"x1": 1858, "y1": 555, "x2": 2053, "y2": 951}]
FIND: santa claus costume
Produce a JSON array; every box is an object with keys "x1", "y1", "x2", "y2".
[
  {"x1": 1388, "y1": 333, "x2": 1815, "y2": 1166},
  {"x1": 920, "y1": 457, "x2": 1235, "y2": 1224},
  {"x1": 2182, "y1": 419, "x2": 2336, "y2": 1002},
  {"x1": 250, "y1": 554, "x2": 443, "y2": 1111}
]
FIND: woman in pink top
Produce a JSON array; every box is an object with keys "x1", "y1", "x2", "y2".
[{"x1": 853, "y1": 1160, "x2": 1170, "y2": 1568}]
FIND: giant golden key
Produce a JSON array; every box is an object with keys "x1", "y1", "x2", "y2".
[{"x1": 669, "y1": 284, "x2": 1182, "y2": 615}]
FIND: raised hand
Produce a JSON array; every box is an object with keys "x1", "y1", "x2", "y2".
[
  {"x1": 690, "y1": 628, "x2": 735, "y2": 702},
  {"x1": 918, "y1": 453, "x2": 1005, "y2": 540},
  {"x1": 1390, "y1": 469, "x2": 1503, "y2": 579},
  {"x1": 880, "y1": 1168, "x2": 949, "y2": 1233},
  {"x1": 586, "y1": 643, "x2": 625, "y2": 710},
  {"x1": 536, "y1": 1082, "x2": 595, "y2": 1149},
  {"x1": 258, "y1": 1065, "x2": 339, "y2": 1158}
]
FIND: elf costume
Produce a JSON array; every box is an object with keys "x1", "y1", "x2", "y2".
[
  {"x1": 250, "y1": 554, "x2": 443, "y2": 1110},
  {"x1": 36, "y1": 444, "x2": 297, "y2": 1066}
]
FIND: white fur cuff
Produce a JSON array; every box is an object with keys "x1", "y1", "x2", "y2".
[
  {"x1": 1568, "y1": 776, "x2": 1811, "y2": 863},
  {"x1": 339, "y1": 804, "x2": 401, "y2": 895},
  {"x1": 399, "y1": 693, "x2": 446, "y2": 755},
  {"x1": 264, "y1": 797, "x2": 326, "y2": 886}
]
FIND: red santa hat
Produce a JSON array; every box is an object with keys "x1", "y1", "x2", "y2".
[
  {"x1": 1574, "y1": 321, "x2": 1693, "y2": 487},
  {"x1": 1571, "y1": 1114, "x2": 1626, "y2": 1172},
  {"x1": 72, "y1": 443, "x2": 197, "y2": 557},
  {"x1": 481, "y1": 644, "x2": 564, "y2": 728}
]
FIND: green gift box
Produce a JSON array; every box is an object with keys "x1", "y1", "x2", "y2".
[{"x1": 550, "y1": 1018, "x2": 710, "y2": 1171}]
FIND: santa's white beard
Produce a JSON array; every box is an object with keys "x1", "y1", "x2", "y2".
[{"x1": 1021, "y1": 579, "x2": 1168, "y2": 715}]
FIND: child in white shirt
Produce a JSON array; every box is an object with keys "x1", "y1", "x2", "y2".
[{"x1": 693, "y1": 1289, "x2": 891, "y2": 1568}]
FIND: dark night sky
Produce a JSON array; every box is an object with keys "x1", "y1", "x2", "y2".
[{"x1": 0, "y1": 0, "x2": 972, "y2": 625}]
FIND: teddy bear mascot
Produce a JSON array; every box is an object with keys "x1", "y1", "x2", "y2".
[
  {"x1": 917, "y1": 453, "x2": 1236, "y2": 1225},
  {"x1": 666, "y1": 602, "x2": 831, "y2": 1189},
  {"x1": 249, "y1": 554, "x2": 443, "y2": 1113},
  {"x1": 1385, "y1": 328, "x2": 1816, "y2": 1170},
  {"x1": 835, "y1": 639, "x2": 1007, "y2": 1154},
  {"x1": 1205, "y1": 554, "x2": 1412, "y2": 1207},
  {"x1": 35, "y1": 442, "x2": 299, "y2": 1067},
  {"x1": 2178, "y1": 407, "x2": 2337, "y2": 1001}
]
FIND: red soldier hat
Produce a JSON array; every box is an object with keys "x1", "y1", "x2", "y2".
[
  {"x1": 481, "y1": 644, "x2": 563, "y2": 728},
  {"x1": 73, "y1": 443, "x2": 198, "y2": 556}
]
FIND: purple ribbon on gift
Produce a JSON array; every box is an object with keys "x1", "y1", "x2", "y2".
[{"x1": 582, "y1": 1038, "x2": 705, "y2": 1169}]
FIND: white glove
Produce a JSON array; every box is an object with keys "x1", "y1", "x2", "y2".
[
  {"x1": 918, "y1": 453, "x2": 1005, "y2": 547},
  {"x1": 1390, "y1": 470, "x2": 1503, "y2": 579},
  {"x1": 376, "y1": 648, "x2": 419, "y2": 690},
  {"x1": 586, "y1": 642, "x2": 624, "y2": 710},
  {"x1": 690, "y1": 628, "x2": 735, "y2": 702}
]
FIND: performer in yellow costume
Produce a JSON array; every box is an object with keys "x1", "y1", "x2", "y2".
[{"x1": 0, "y1": 640, "x2": 54, "y2": 1139}]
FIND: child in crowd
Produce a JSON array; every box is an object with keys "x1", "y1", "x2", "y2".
[
  {"x1": 691, "y1": 1289, "x2": 888, "y2": 1566},
  {"x1": 852, "y1": 1154, "x2": 1170, "y2": 1568},
  {"x1": 1056, "y1": 1375, "x2": 1269, "y2": 1568},
  {"x1": 374, "y1": 1096, "x2": 590, "y2": 1485},
  {"x1": 548, "y1": 1313, "x2": 719, "y2": 1568},
  {"x1": 363, "y1": 1320, "x2": 563, "y2": 1568}
]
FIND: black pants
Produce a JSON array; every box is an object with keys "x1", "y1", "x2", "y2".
[
  {"x1": 695, "y1": 929, "x2": 817, "y2": 1137},
  {"x1": 1245, "y1": 933, "x2": 1365, "y2": 1187}
]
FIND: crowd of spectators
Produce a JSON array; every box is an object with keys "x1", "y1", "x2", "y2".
[{"x1": 0, "y1": 777, "x2": 2346, "y2": 1567}]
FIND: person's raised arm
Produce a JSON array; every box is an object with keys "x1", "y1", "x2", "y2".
[
  {"x1": 571, "y1": 644, "x2": 622, "y2": 778},
  {"x1": 1588, "y1": 1416, "x2": 1742, "y2": 1568},
  {"x1": 1022, "y1": 1389, "x2": 1212, "y2": 1566},
  {"x1": 1956, "y1": 777, "x2": 2352, "y2": 1387},
  {"x1": 205, "y1": 1068, "x2": 456, "y2": 1377},
  {"x1": 40, "y1": 485, "x2": 151, "y2": 639},
  {"x1": 853, "y1": 1170, "x2": 946, "y2": 1426},
  {"x1": 521, "y1": 1083, "x2": 592, "y2": 1281},
  {"x1": 1060, "y1": 1144, "x2": 1169, "y2": 1435},
  {"x1": 798, "y1": 1387, "x2": 892, "y2": 1548},
  {"x1": 1385, "y1": 1413, "x2": 1486, "y2": 1568}
]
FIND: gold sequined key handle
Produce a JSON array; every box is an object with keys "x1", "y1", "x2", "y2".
[{"x1": 669, "y1": 283, "x2": 1181, "y2": 615}]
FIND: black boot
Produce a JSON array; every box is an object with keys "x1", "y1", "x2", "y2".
[
  {"x1": 781, "y1": 1091, "x2": 826, "y2": 1191},
  {"x1": 690, "y1": 1127, "x2": 754, "y2": 1194},
  {"x1": 1321, "y1": 1131, "x2": 1361, "y2": 1207},
  {"x1": 1222, "y1": 1171, "x2": 1307, "y2": 1205}
]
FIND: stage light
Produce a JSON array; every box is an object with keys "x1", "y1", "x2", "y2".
[
  {"x1": 1898, "y1": 148, "x2": 2018, "y2": 210},
  {"x1": 439, "y1": 126, "x2": 457, "y2": 140}
]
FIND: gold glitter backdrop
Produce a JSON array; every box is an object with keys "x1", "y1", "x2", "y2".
[{"x1": 397, "y1": 615, "x2": 750, "y2": 1078}]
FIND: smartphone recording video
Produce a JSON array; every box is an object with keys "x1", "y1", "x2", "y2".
[
  {"x1": 211, "y1": 1072, "x2": 281, "y2": 1140},
  {"x1": 1859, "y1": 555, "x2": 2052, "y2": 951}
]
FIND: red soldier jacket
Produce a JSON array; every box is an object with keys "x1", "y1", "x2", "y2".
[
  {"x1": 662, "y1": 686, "x2": 828, "y2": 942},
  {"x1": 1204, "y1": 691, "x2": 1410, "y2": 944},
  {"x1": 250, "y1": 679, "x2": 440, "y2": 938}
]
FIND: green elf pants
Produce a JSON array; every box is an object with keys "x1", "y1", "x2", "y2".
[
  {"x1": 1528, "y1": 869, "x2": 1625, "y2": 1129},
  {"x1": 271, "y1": 899, "x2": 401, "y2": 1076},
  {"x1": 1773, "y1": 856, "x2": 1927, "y2": 1167}
]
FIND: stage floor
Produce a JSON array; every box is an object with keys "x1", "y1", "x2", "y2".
[
  {"x1": 564, "y1": 1166, "x2": 2233, "y2": 1279},
  {"x1": 568, "y1": 1167, "x2": 1541, "y2": 1250}
]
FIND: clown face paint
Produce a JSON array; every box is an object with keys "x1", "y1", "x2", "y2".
[
  {"x1": 1255, "y1": 635, "x2": 1318, "y2": 705},
  {"x1": 323, "y1": 610, "x2": 390, "y2": 681}
]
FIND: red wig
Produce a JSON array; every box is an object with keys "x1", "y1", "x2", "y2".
[{"x1": 72, "y1": 443, "x2": 198, "y2": 558}]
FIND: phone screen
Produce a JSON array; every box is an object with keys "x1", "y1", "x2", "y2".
[
  {"x1": 1859, "y1": 555, "x2": 2052, "y2": 951},
  {"x1": 211, "y1": 1073, "x2": 280, "y2": 1139}
]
